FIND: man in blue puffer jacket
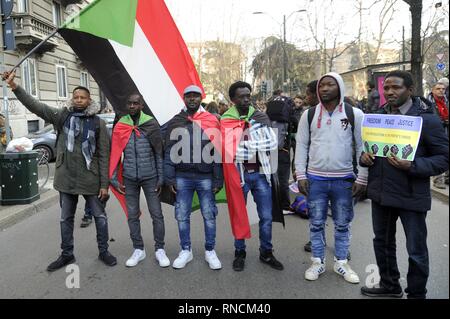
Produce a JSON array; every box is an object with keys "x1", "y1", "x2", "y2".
[{"x1": 110, "y1": 93, "x2": 170, "y2": 269}]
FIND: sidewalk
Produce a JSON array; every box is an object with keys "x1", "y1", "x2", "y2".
[
  {"x1": 431, "y1": 182, "x2": 449, "y2": 204},
  {"x1": 0, "y1": 188, "x2": 59, "y2": 230}
]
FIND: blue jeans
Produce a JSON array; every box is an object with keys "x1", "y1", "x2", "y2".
[
  {"x1": 175, "y1": 177, "x2": 218, "y2": 251},
  {"x1": 308, "y1": 179, "x2": 354, "y2": 261},
  {"x1": 235, "y1": 172, "x2": 273, "y2": 252},
  {"x1": 83, "y1": 201, "x2": 93, "y2": 220}
]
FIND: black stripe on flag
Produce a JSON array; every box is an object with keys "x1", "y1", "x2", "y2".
[{"x1": 59, "y1": 28, "x2": 155, "y2": 122}]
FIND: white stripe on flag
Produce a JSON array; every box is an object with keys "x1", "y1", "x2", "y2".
[{"x1": 110, "y1": 22, "x2": 184, "y2": 124}]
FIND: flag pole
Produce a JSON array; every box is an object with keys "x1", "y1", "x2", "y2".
[{"x1": 9, "y1": 28, "x2": 60, "y2": 72}]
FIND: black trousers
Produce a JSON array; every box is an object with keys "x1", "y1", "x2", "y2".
[
  {"x1": 59, "y1": 192, "x2": 109, "y2": 256},
  {"x1": 277, "y1": 149, "x2": 291, "y2": 210},
  {"x1": 371, "y1": 202, "x2": 429, "y2": 299}
]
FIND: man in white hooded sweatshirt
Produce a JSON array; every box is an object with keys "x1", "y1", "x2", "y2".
[{"x1": 295, "y1": 73, "x2": 367, "y2": 283}]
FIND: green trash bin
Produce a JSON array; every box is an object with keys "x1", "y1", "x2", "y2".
[{"x1": 0, "y1": 151, "x2": 40, "y2": 205}]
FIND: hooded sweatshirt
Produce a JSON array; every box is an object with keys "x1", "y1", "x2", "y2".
[{"x1": 294, "y1": 72, "x2": 368, "y2": 185}]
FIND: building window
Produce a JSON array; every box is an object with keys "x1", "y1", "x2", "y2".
[
  {"x1": 56, "y1": 65, "x2": 68, "y2": 99},
  {"x1": 21, "y1": 58, "x2": 38, "y2": 97},
  {"x1": 80, "y1": 71, "x2": 89, "y2": 90},
  {"x1": 27, "y1": 120, "x2": 39, "y2": 134},
  {"x1": 52, "y1": 1, "x2": 62, "y2": 27},
  {"x1": 16, "y1": 0, "x2": 28, "y2": 13}
]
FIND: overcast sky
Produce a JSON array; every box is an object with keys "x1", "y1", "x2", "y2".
[{"x1": 165, "y1": 0, "x2": 449, "y2": 52}]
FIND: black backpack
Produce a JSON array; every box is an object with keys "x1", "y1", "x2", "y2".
[{"x1": 306, "y1": 103, "x2": 358, "y2": 175}]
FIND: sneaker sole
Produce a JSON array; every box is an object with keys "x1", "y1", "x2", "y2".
[
  {"x1": 47, "y1": 258, "x2": 76, "y2": 272},
  {"x1": 126, "y1": 256, "x2": 146, "y2": 267},
  {"x1": 305, "y1": 274, "x2": 323, "y2": 281},
  {"x1": 157, "y1": 260, "x2": 170, "y2": 268},
  {"x1": 102, "y1": 260, "x2": 117, "y2": 267},
  {"x1": 334, "y1": 269, "x2": 360, "y2": 284},
  {"x1": 172, "y1": 255, "x2": 193, "y2": 269},
  {"x1": 361, "y1": 291, "x2": 404, "y2": 298},
  {"x1": 305, "y1": 269, "x2": 325, "y2": 281},
  {"x1": 259, "y1": 258, "x2": 284, "y2": 270},
  {"x1": 205, "y1": 260, "x2": 222, "y2": 270}
]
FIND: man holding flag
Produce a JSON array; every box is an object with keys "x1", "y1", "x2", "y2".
[
  {"x1": 221, "y1": 81, "x2": 284, "y2": 272},
  {"x1": 164, "y1": 85, "x2": 223, "y2": 270},
  {"x1": 109, "y1": 93, "x2": 169, "y2": 268},
  {"x1": 2, "y1": 71, "x2": 117, "y2": 271}
]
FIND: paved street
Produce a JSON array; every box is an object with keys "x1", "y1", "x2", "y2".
[{"x1": 0, "y1": 193, "x2": 448, "y2": 299}]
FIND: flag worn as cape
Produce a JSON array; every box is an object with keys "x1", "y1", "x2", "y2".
[
  {"x1": 109, "y1": 112, "x2": 163, "y2": 217},
  {"x1": 221, "y1": 106, "x2": 284, "y2": 240},
  {"x1": 161, "y1": 110, "x2": 226, "y2": 209},
  {"x1": 59, "y1": 0, "x2": 203, "y2": 124}
]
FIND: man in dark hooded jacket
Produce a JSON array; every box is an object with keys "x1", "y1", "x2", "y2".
[
  {"x1": 360, "y1": 71, "x2": 448, "y2": 299},
  {"x1": 3, "y1": 71, "x2": 117, "y2": 271}
]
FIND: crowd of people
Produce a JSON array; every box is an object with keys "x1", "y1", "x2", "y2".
[{"x1": 1, "y1": 68, "x2": 448, "y2": 299}]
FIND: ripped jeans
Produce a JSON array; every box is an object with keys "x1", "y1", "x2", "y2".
[
  {"x1": 59, "y1": 192, "x2": 109, "y2": 256},
  {"x1": 175, "y1": 177, "x2": 218, "y2": 251},
  {"x1": 307, "y1": 179, "x2": 354, "y2": 262}
]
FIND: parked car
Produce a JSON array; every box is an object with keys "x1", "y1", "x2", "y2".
[
  {"x1": 27, "y1": 125, "x2": 57, "y2": 163},
  {"x1": 28, "y1": 113, "x2": 115, "y2": 163},
  {"x1": 97, "y1": 113, "x2": 115, "y2": 136}
]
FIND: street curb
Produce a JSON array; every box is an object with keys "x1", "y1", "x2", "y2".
[
  {"x1": 431, "y1": 187, "x2": 449, "y2": 204},
  {"x1": 0, "y1": 189, "x2": 59, "y2": 231}
]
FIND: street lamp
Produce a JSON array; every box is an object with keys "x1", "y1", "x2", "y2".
[{"x1": 253, "y1": 10, "x2": 306, "y2": 93}]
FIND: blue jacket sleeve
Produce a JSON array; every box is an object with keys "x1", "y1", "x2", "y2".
[{"x1": 408, "y1": 114, "x2": 449, "y2": 178}]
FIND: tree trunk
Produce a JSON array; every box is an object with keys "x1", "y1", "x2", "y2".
[{"x1": 406, "y1": 0, "x2": 423, "y2": 96}]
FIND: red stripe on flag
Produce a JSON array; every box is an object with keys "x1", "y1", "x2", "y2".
[{"x1": 136, "y1": 0, "x2": 204, "y2": 99}]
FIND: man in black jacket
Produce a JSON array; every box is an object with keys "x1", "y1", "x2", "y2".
[
  {"x1": 164, "y1": 85, "x2": 223, "y2": 270},
  {"x1": 360, "y1": 71, "x2": 448, "y2": 299}
]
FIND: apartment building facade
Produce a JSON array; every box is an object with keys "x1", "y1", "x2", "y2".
[{"x1": 1, "y1": 0, "x2": 106, "y2": 137}]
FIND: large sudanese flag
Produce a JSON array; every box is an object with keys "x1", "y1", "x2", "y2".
[
  {"x1": 58, "y1": 0, "x2": 203, "y2": 124},
  {"x1": 58, "y1": 0, "x2": 224, "y2": 215}
]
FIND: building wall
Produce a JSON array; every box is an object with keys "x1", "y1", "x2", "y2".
[{"x1": 1, "y1": 0, "x2": 102, "y2": 137}]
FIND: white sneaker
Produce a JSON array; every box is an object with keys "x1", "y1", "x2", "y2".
[
  {"x1": 172, "y1": 249, "x2": 193, "y2": 269},
  {"x1": 334, "y1": 259, "x2": 360, "y2": 284},
  {"x1": 155, "y1": 249, "x2": 170, "y2": 268},
  {"x1": 205, "y1": 250, "x2": 222, "y2": 270},
  {"x1": 125, "y1": 249, "x2": 146, "y2": 267},
  {"x1": 305, "y1": 257, "x2": 325, "y2": 281}
]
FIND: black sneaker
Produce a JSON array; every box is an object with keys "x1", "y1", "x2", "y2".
[
  {"x1": 259, "y1": 250, "x2": 284, "y2": 270},
  {"x1": 304, "y1": 241, "x2": 312, "y2": 252},
  {"x1": 99, "y1": 251, "x2": 117, "y2": 266},
  {"x1": 47, "y1": 254, "x2": 76, "y2": 272},
  {"x1": 80, "y1": 217, "x2": 92, "y2": 228},
  {"x1": 232, "y1": 250, "x2": 246, "y2": 272},
  {"x1": 361, "y1": 286, "x2": 403, "y2": 298}
]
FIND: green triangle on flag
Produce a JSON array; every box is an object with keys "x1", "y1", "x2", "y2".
[{"x1": 61, "y1": 0, "x2": 138, "y2": 47}]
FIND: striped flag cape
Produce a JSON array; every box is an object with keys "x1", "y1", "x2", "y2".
[
  {"x1": 221, "y1": 106, "x2": 284, "y2": 239},
  {"x1": 58, "y1": 0, "x2": 202, "y2": 124}
]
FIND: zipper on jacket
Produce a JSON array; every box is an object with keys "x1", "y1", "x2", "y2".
[{"x1": 134, "y1": 132, "x2": 138, "y2": 179}]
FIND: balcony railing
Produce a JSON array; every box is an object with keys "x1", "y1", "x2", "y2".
[{"x1": 12, "y1": 13, "x2": 59, "y2": 53}]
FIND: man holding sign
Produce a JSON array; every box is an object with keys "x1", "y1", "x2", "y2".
[{"x1": 360, "y1": 71, "x2": 449, "y2": 299}]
